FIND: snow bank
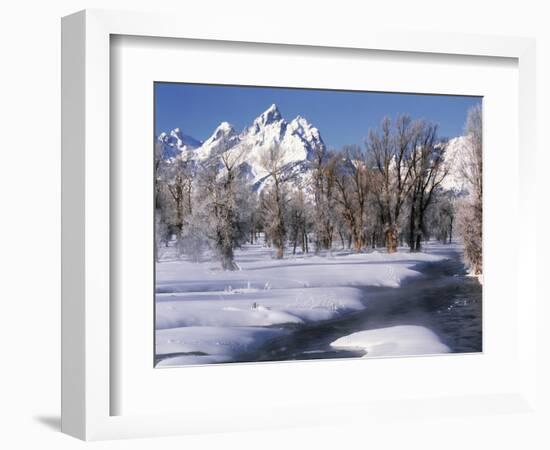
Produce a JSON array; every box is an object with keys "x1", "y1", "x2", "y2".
[
  {"x1": 156, "y1": 287, "x2": 365, "y2": 329},
  {"x1": 157, "y1": 354, "x2": 229, "y2": 367},
  {"x1": 330, "y1": 325, "x2": 450, "y2": 357},
  {"x1": 156, "y1": 326, "x2": 285, "y2": 366},
  {"x1": 156, "y1": 245, "x2": 446, "y2": 293}
]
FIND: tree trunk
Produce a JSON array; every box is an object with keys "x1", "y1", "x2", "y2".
[
  {"x1": 272, "y1": 180, "x2": 286, "y2": 259},
  {"x1": 408, "y1": 202, "x2": 416, "y2": 251},
  {"x1": 175, "y1": 196, "x2": 183, "y2": 236},
  {"x1": 221, "y1": 254, "x2": 238, "y2": 271},
  {"x1": 220, "y1": 242, "x2": 238, "y2": 271},
  {"x1": 414, "y1": 233, "x2": 422, "y2": 252},
  {"x1": 413, "y1": 206, "x2": 426, "y2": 252},
  {"x1": 408, "y1": 188, "x2": 423, "y2": 252},
  {"x1": 385, "y1": 226, "x2": 398, "y2": 253}
]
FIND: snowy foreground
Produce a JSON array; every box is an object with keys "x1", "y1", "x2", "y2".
[{"x1": 156, "y1": 242, "x2": 451, "y2": 366}]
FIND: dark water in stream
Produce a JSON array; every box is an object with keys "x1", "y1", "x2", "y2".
[{"x1": 238, "y1": 249, "x2": 482, "y2": 362}]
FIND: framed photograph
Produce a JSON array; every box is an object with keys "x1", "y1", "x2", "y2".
[
  {"x1": 153, "y1": 83, "x2": 482, "y2": 368},
  {"x1": 62, "y1": 9, "x2": 537, "y2": 440}
]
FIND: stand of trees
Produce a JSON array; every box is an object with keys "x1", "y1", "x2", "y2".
[
  {"x1": 259, "y1": 144, "x2": 288, "y2": 259},
  {"x1": 155, "y1": 109, "x2": 482, "y2": 274}
]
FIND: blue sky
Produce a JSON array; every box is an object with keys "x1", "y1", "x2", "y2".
[{"x1": 155, "y1": 83, "x2": 481, "y2": 148}]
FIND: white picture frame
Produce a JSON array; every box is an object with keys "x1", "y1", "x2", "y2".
[{"x1": 61, "y1": 9, "x2": 537, "y2": 441}]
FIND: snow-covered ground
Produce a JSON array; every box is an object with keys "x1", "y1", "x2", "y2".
[{"x1": 155, "y1": 241, "x2": 451, "y2": 366}]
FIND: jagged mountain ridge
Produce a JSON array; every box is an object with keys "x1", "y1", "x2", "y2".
[{"x1": 157, "y1": 104, "x2": 325, "y2": 189}]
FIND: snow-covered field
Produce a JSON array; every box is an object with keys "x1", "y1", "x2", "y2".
[{"x1": 155, "y1": 242, "x2": 450, "y2": 366}]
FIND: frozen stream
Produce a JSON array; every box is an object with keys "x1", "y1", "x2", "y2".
[{"x1": 237, "y1": 248, "x2": 482, "y2": 362}]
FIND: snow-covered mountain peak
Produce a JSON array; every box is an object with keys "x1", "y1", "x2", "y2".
[
  {"x1": 202, "y1": 121, "x2": 237, "y2": 147},
  {"x1": 254, "y1": 103, "x2": 283, "y2": 128},
  {"x1": 217, "y1": 121, "x2": 234, "y2": 132},
  {"x1": 171, "y1": 127, "x2": 183, "y2": 137},
  {"x1": 193, "y1": 121, "x2": 239, "y2": 161},
  {"x1": 207, "y1": 121, "x2": 236, "y2": 141},
  {"x1": 290, "y1": 114, "x2": 308, "y2": 127},
  {"x1": 289, "y1": 115, "x2": 321, "y2": 142},
  {"x1": 157, "y1": 128, "x2": 202, "y2": 159}
]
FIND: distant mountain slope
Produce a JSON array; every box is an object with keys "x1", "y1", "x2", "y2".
[{"x1": 440, "y1": 136, "x2": 469, "y2": 194}]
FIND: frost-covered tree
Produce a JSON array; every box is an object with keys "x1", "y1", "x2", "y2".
[
  {"x1": 260, "y1": 144, "x2": 288, "y2": 259},
  {"x1": 372, "y1": 204, "x2": 386, "y2": 248},
  {"x1": 333, "y1": 145, "x2": 372, "y2": 252},
  {"x1": 196, "y1": 142, "x2": 250, "y2": 270},
  {"x1": 427, "y1": 192, "x2": 455, "y2": 244},
  {"x1": 155, "y1": 142, "x2": 169, "y2": 262},
  {"x1": 348, "y1": 147, "x2": 371, "y2": 250},
  {"x1": 286, "y1": 188, "x2": 309, "y2": 254},
  {"x1": 333, "y1": 153, "x2": 360, "y2": 251},
  {"x1": 333, "y1": 159, "x2": 358, "y2": 249},
  {"x1": 407, "y1": 123, "x2": 448, "y2": 252},
  {"x1": 154, "y1": 210, "x2": 170, "y2": 262},
  {"x1": 247, "y1": 193, "x2": 260, "y2": 244},
  {"x1": 155, "y1": 141, "x2": 193, "y2": 258},
  {"x1": 457, "y1": 105, "x2": 483, "y2": 274},
  {"x1": 367, "y1": 116, "x2": 417, "y2": 253},
  {"x1": 155, "y1": 141, "x2": 165, "y2": 206},
  {"x1": 177, "y1": 211, "x2": 209, "y2": 263},
  {"x1": 460, "y1": 105, "x2": 483, "y2": 205},
  {"x1": 311, "y1": 145, "x2": 337, "y2": 252},
  {"x1": 162, "y1": 156, "x2": 194, "y2": 240}
]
